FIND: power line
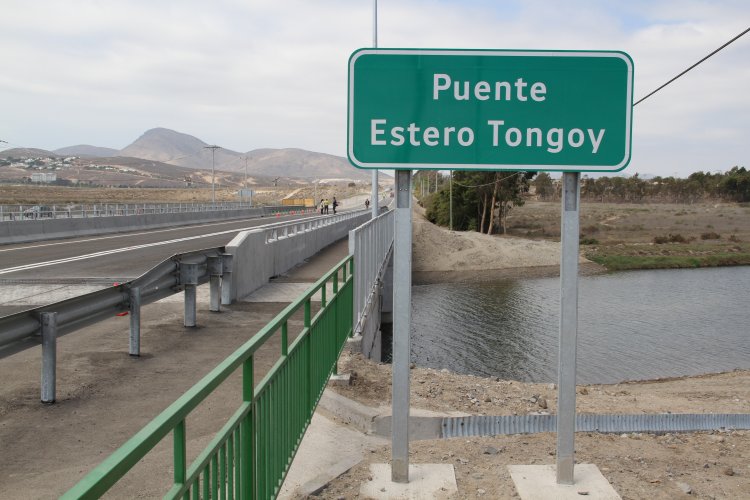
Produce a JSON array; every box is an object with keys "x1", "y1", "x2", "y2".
[
  {"x1": 634, "y1": 26, "x2": 750, "y2": 106},
  {"x1": 451, "y1": 171, "x2": 523, "y2": 189}
]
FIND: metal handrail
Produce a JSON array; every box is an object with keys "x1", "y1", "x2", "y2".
[
  {"x1": 63, "y1": 255, "x2": 354, "y2": 499},
  {"x1": 349, "y1": 208, "x2": 395, "y2": 335},
  {"x1": 0, "y1": 203, "x2": 305, "y2": 221}
]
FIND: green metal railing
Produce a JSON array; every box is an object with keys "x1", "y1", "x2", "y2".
[{"x1": 63, "y1": 255, "x2": 354, "y2": 499}]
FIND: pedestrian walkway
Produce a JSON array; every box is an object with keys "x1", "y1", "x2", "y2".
[{"x1": 0, "y1": 236, "x2": 369, "y2": 498}]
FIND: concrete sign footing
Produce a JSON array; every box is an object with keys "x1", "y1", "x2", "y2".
[
  {"x1": 360, "y1": 463, "x2": 457, "y2": 499},
  {"x1": 509, "y1": 464, "x2": 621, "y2": 499}
]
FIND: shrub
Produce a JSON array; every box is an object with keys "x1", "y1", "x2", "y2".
[
  {"x1": 581, "y1": 224, "x2": 599, "y2": 235},
  {"x1": 653, "y1": 233, "x2": 688, "y2": 244},
  {"x1": 700, "y1": 232, "x2": 721, "y2": 240},
  {"x1": 580, "y1": 237, "x2": 599, "y2": 245},
  {"x1": 729, "y1": 234, "x2": 741, "y2": 242}
]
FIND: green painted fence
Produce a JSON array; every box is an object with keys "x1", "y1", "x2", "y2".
[{"x1": 63, "y1": 255, "x2": 354, "y2": 499}]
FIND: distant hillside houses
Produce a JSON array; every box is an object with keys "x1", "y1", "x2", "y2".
[{"x1": 31, "y1": 172, "x2": 57, "y2": 183}]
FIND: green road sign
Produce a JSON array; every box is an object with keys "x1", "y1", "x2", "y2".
[{"x1": 347, "y1": 49, "x2": 633, "y2": 172}]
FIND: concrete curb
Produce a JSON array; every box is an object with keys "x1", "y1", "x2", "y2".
[{"x1": 318, "y1": 388, "x2": 467, "y2": 440}]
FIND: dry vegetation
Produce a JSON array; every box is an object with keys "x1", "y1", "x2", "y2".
[{"x1": 505, "y1": 201, "x2": 750, "y2": 270}]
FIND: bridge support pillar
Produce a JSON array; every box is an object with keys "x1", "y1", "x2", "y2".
[{"x1": 40, "y1": 312, "x2": 57, "y2": 404}]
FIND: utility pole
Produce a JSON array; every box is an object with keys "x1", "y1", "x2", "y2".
[
  {"x1": 371, "y1": 0, "x2": 379, "y2": 219},
  {"x1": 204, "y1": 145, "x2": 220, "y2": 207},
  {"x1": 449, "y1": 170, "x2": 453, "y2": 231}
]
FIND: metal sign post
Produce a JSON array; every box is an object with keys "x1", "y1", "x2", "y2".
[
  {"x1": 391, "y1": 169, "x2": 412, "y2": 482},
  {"x1": 557, "y1": 171, "x2": 580, "y2": 483}
]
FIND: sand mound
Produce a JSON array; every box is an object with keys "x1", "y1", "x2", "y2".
[{"x1": 412, "y1": 203, "x2": 585, "y2": 272}]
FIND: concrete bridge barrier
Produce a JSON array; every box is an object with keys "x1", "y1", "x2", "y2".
[{"x1": 226, "y1": 211, "x2": 372, "y2": 301}]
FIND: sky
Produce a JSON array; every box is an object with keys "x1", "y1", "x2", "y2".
[{"x1": 0, "y1": 0, "x2": 748, "y2": 178}]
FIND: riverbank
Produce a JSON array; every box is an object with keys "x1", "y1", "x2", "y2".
[
  {"x1": 309, "y1": 205, "x2": 750, "y2": 498},
  {"x1": 416, "y1": 199, "x2": 750, "y2": 272},
  {"x1": 323, "y1": 351, "x2": 750, "y2": 499}
]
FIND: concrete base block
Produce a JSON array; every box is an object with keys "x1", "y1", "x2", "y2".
[
  {"x1": 328, "y1": 373, "x2": 352, "y2": 386},
  {"x1": 345, "y1": 334, "x2": 362, "y2": 352},
  {"x1": 509, "y1": 464, "x2": 621, "y2": 499},
  {"x1": 360, "y1": 463, "x2": 457, "y2": 499}
]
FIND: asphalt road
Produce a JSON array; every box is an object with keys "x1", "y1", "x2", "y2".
[
  {"x1": 0, "y1": 199, "x2": 379, "y2": 315},
  {"x1": 0, "y1": 211, "x2": 323, "y2": 282}
]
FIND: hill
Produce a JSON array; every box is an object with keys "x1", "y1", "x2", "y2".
[
  {"x1": 118, "y1": 128, "x2": 244, "y2": 171},
  {"x1": 0, "y1": 147, "x2": 57, "y2": 158},
  {"x1": 5, "y1": 127, "x2": 372, "y2": 182},
  {"x1": 243, "y1": 148, "x2": 367, "y2": 181},
  {"x1": 53, "y1": 145, "x2": 119, "y2": 157},
  {"x1": 117, "y1": 128, "x2": 368, "y2": 181}
]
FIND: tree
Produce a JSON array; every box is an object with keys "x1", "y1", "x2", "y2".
[
  {"x1": 533, "y1": 172, "x2": 555, "y2": 200},
  {"x1": 425, "y1": 171, "x2": 533, "y2": 234}
]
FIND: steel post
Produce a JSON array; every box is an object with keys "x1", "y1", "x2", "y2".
[
  {"x1": 184, "y1": 286, "x2": 197, "y2": 327},
  {"x1": 557, "y1": 171, "x2": 580, "y2": 484},
  {"x1": 392, "y1": 169, "x2": 412, "y2": 483},
  {"x1": 208, "y1": 256, "x2": 222, "y2": 312},
  {"x1": 40, "y1": 312, "x2": 57, "y2": 404},
  {"x1": 221, "y1": 254, "x2": 233, "y2": 305},
  {"x1": 129, "y1": 287, "x2": 141, "y2": 357}
]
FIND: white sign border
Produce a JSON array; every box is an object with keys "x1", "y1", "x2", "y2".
[{"x1": 347, "y1": 48, "x2": 634, "y2": 172}]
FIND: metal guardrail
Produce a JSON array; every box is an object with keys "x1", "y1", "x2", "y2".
[
  {"x1": 0, "y1": 208, "x2": 365, "y2": 388},
  {"x1": 441, "y1": 413, "x2": 750, "y2": 438},
  {"x1": 0, "y1": 245, "x2": 233, "y2": 402},
  {"x1": 348, "y1": 209, "x2": 394, "y2": 336},
  {"x1": 0, "y1": 202, "x2": 302, "y2": 221},
  {"x1": 63, "y1": 255, "x2": 354, "y2": 499}
]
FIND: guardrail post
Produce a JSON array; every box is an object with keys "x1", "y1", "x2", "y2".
[
  {"x1": 181, "y1": 262, "x2": 201, "y2": 328},
  {"x1": 208, "y1": 256, "x2": 222, "y2": 312},
  {"x1": 129, "y1": 287, "x2": 141, "y2": 356},
  {"x1": 184, "y1": 286, "x2": 197, "y2": 327},
  {"x1": 221, "y1": 254, "x2": 233, "y2": 306},
  {"x1": 40, "y1": 312, "x2": 57, "y2": 404}
]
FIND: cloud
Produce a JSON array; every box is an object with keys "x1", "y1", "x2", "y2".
[{"x1": 0, "y1": 0, "x2": 747, "y2": 177}]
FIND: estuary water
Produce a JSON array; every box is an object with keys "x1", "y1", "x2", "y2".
[{"x1": 411, "y1": 266, "x2": 750, "y2": 384}]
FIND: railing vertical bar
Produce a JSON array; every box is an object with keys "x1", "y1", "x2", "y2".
[
  {"x1": 202, "y1": 468, "x2": 209, "y2": 500},
  {"x1": 174, "y1": 420, "x2": 187, "y2": 490},
  {"x1": 219, "y1": 442, "x2": 225, "y2": 500},
  {"x1": 211, "y1": 453, "x2": 219, "y2": 498},
  {"x1": 241, "y1": 356, "x2": 254, "y2": 500},
  {"x1": 234, "y1": 428, "x2": 241, "y2": 500},
  {"x1": 227, "y1": 432, "x2": 234, "y2": 500}
]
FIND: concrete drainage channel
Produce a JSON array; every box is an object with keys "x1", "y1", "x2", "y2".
[{"x1": 319, "y1": 390, "x2": 750, "y2": 439}]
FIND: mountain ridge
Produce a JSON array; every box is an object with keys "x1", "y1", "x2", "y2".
[{"x1": 2, "y1": 128, "x2": 369, "y2": 181}]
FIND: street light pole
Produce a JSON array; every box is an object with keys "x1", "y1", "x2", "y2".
[
  {"x1": 204, "y1": 145, "x2": 220, "y2": 207},
  {"x1": 371, "y1": 0, "x2": 379, "y2": 219}
]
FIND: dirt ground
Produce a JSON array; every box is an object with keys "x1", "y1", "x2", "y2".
[{"x1": 314, "y1": 205, "x2": 750, "y2": 499}]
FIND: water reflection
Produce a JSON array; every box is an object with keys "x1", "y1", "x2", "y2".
[{"x1": 411, "y1": 267, "x2": 750, "y2": 384}]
